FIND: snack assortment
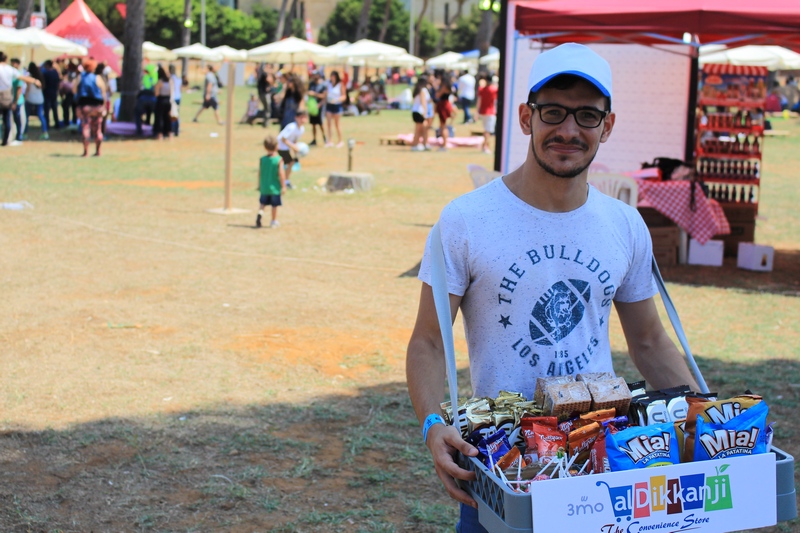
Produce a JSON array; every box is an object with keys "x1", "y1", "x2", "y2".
[{"x1": 446, "y1": 378, "x2": 771, "y2": 494}]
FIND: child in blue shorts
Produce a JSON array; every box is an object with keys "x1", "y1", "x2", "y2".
[{"x1": 256, "y1": 134, "x2": 286, "y2": 228}]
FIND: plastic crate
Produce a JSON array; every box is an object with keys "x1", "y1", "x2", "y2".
[{"x1": 458, "y1": 446, "x2": 796, "y2": 533}]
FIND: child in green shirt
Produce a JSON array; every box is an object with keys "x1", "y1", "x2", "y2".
[{"x1": 256, "y1": 134, "x2": 286, "y2": 228}]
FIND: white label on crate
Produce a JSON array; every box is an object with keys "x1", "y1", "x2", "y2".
[{"x1": 530, "y1": 453, "x2": 776, "y2": 533}]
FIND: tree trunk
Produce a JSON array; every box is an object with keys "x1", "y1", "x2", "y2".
[
  {"x1": 119, "y1": 0, "x2": 145, "y2": 122},
  {"x1": 433, "y1": 0, "x2": 464, "y2": 55},
  {"x1": 282, "y1": 0, "x2": 297, "y2": 38},
  {"x1": 275, "y1": 0, "x2": 290, "y2": 41},
  {"x1": 180, "y1": 0, "x2": 192, "y2": 79},
  {"x1": 355, "y1": 0, "x2": 372, "y2": 40},
  {"x1": 413, "y1": 0, "x2": 428, "y2": 57},
  {"x1": 377, "y1": 0, "x2": 392, "y2": 43},
  {"x1": 474, "y1": 8, "x2": 494, "y2": 70},
  {"x1": 15, "y1": 0, "x2": 33, "y2": 29}
]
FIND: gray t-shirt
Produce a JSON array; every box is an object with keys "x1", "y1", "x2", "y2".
[
  {"x1": 418, "y1": 178, "x2": 656, "y2": 399},
  {"x1": 204, "y1": 71, "x2": 219, "y2": 100}
]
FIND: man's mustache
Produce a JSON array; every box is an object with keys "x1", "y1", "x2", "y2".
[{"x1": 543, "y1": 136, "x2": 589, "y2": 151}]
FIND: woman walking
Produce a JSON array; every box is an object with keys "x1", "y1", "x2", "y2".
[
  {"x1": 325, "y1": 71, "x2": 345, "y2": 148},
  {"x1": 410, "y1": 76, "x2": 431, "y2": 152},
  {"x1": 153, "y1": 65, "x2": 173, "y2": 140},
  {"x1": 73, "y1": 59, "x2": 107, "y2": 157},
  {"x1": 24, "y1": 62, "x2": 48, "y2": 140}
]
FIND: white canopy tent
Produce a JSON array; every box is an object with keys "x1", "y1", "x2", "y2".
[
  {"x1": 699, "y1": 45, "x2": 800, "y2": 71},
  {"x1": 172, "y1": 43, "x2": 224, "y2": 61},
  {"x1": 0, "y1": 26, "x2": 88, "y2": 62},
  {"x1": 336, "y1": 39, "x2": 406, "y2": 62},
  {"x1": 114, "y1": 41, "x2": 177, "y2": 61},
  {"x1": 247, "y1": 36, "x2": 331, "y2": 65},
  {"x1": 212, "y1": 45, "x2": 248, "y2": 62},
  {"x1": 369, "y1": 52, "x2": 424, "y2": 68},
  {"x1": 426, "y1": 51, "x2": 471, "y2": 69}
]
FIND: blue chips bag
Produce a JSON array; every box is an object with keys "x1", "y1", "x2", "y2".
[
  {"x1": 693, "y1": 400, "x2": 769, "y2": 461},
  {"x1": 606, "y1": 421, "x2": 681, "y2": 471}
]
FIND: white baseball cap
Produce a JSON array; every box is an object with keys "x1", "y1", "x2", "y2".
[{"x1": 527, "y1": 43, "x2": 612, "y2": 103}]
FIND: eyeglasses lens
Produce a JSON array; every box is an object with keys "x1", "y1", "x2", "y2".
[{"x1": 537, "y1": 105, "x2": 604, "y2": 128}]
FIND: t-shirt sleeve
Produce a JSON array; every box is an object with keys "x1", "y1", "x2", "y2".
[
  {"x1": 277, "y1": 123, "x2": 293, "y2": 141},
  {"x1": 614, "y1": 211, "x2": 657, "y2": 303},
  {"x1": 417, "y1": 202, "x2": 471, "y2": 296}
]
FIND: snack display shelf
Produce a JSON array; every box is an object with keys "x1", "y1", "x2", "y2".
[
  {"x1": 458, "y1": 447, "x2": 797, "y2": 533},
  {"x1": 700, "y1": 178, "x2": 760, "y2": 186},
  {"x1": 697, "y1": 125, "x2": 764, "y2": 135},
  {"x1": 698, "y1": 98, "x2": 765, "y2": 109},
  {"x1": 697, "y1": 151, "x2": 761, "y2": 160}
]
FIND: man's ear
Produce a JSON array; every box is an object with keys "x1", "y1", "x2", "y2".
[
  {"x1": 519, "y1": 103, "x2": 533, "y2": 135},
  {"x1": 600, "y1": 112, "x2": 615, "y2": 143}
]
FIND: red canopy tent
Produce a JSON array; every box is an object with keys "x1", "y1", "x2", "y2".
[
  {"x1": 513, "y1": 0, "x2": 800, "y2": 49},
  {"x1": 46, "y1": 0, "x2": 121, "y2": 74}
]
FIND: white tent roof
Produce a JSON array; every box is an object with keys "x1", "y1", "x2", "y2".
[
  {"x1": 426, "y1": 51, "x2": 467, "y2": 68},
  {"x1": 699, "y1": 45, "x2": 800, "y2": 71},
  {"x1": 114, "y1": 41, "x2": 177, "y2": 61},
  {"x1": 0, "y1": 27, "x2": 88, "y2": 61},
  {"x1": 369, "y1": 52, "x2": 424, "y2": 68},
  {"x1": 336, "y1": 39, "x2": 406, "y2": 60},
  {"x1": 247, "y1": 36, "x2": 331, "y2": 64},
  {"x1": 213, "y1": 45, "x2": 248, "y2": 62},
  {"x1": 172, "y1": 43, "x2": 224, "y2": 61}
]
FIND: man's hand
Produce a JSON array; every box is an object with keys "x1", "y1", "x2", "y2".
[{"x1": 426, "y1": 424, "x2": 479, "y2": 508}]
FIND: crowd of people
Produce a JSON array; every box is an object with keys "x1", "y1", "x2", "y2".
[
  {"x1": 0, "y1": 53, "x2": 114, "y2": 154},
  {"x1": 1, "y1": 53, "x2": 500, "y2": 160}
]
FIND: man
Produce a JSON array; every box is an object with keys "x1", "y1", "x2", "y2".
[
  {"x1": 135, "y1": 64, "x2": 157, "y2": 136},
  {"x1": 41, "y1": 60, "x2": 61, "y2": 129},
  {"x1": 193, "y1": 64, "x2": 223, "y2": 125},
  {"x1": 405, "y1": 43, "x2": 700, "y2": 533},
  {"x1": 457, "y1": 69, "x2": 476, "y2": 124},
  {"x1": 476, "y1": 74, "x2": 498, "y2": 154},
  {"x1": 307, "y1": 71, "x2": 326, "y2": 145}
]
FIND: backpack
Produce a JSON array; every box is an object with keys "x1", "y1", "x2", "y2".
[{"x1": 0, "y1": 88, "x2": 12, "y2": 109}]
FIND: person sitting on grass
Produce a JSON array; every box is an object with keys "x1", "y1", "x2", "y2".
[
  {"x1": 255, "y1": 133, "x2": 286, "y2": 229},
  {"x1": 276, "y1": 109, "x2": 307, "y2": 190},
  {"x1": 240, "y1": 93, "x2": 260, "y2": 125}
]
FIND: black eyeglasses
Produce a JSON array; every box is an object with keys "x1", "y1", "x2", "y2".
[{"x1": 527, "y1": 103, "x2": 608, "y2": 129}]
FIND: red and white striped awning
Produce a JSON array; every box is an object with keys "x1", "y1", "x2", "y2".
[{"x1": 702, "y1": 63, "x2": 769, "y2": 76}]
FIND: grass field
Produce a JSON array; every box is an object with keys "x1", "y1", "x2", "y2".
[{"x1": 0, "y1": 86, "x2": 798, "y2": 532}]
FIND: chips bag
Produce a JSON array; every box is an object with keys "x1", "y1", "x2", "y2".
[
  {"x1": 682, "y1": 394, "x2": 762, "y2": 462},
  {"x1": 694, "y1": 400, "x2": 769, "y2": 461},
  {"x1": 606, "y1": 421, "x2": 680, "y2": 471}
]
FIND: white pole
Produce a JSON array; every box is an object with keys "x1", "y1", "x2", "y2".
[
  {"x1": 408, "y1": 0, "x2": 414, "y2": 56},
  {"x1": 201, "y1": 0, "x2": 206, "y2": 46}
]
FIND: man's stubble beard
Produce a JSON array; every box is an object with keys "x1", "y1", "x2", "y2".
[{"x1": 530, "y1": 122, "x2": 599, "y2": 179}]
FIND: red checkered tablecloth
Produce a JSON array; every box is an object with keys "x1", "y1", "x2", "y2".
[{"x1": 636, "y1": 180, "x2": 730, "y2": 244}]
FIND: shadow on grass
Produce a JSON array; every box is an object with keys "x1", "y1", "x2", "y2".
[
  {"x1": 660, "y1": 248, "x2": 800, "y2": 297},
  {"x1": 2, "y1": 359, "x2": 798, "y2": 533}
]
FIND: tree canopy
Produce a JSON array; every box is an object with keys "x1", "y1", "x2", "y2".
[{"x1": 318, "y1": 0, "x2": 439, "y2": 58}]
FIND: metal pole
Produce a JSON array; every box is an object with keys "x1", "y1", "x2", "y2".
[
  {"x1": 201, "y1": 0, "x2": 206, "y2": 46},
  {"x1": 410, "y1": 0, "x2": 415, "y2": 55},
  {"x1": 224, "y1": 63, "x2": 235, "y2": 211}
]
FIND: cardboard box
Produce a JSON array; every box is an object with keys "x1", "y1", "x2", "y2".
[
  {"x1": 638, "y1": 207, "x2": 673, "y2": 227},
  {"x1": 688, "y1": 238, "x2": 724, "y2": 266},
  {"x1": 716, "y1": 222, "x2": 756, "y2": 256},
  {"x1": 653, "y1": 246, "x2": 677, "y2": 266},
  {"x1": 649, "y1": 226, "x2": 680, "y2": 247},
  {"x1": 737, "y1": 242, "x2": 775, "y2": 271},
  {"x1": 722, "y1": 203, "x2": 758, "y2": 223}
]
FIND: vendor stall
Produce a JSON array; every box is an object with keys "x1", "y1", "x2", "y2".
[{"x1": 496, "y1": 0, "x2": 800, "y2": 264}]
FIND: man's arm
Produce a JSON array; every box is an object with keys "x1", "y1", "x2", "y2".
[
  {"x1": 615, "y1": 298, "x2": 700, "y2": 391},
  {"x1": 407, "y1": 283, "x2": 479, "y2": 508}
]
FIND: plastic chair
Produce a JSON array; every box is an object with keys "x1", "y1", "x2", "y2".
[
  {"x1": 466, "y1": 164, "x2": 502, "y2": 189},
  {"x1": 587, "y1": 173, "x2": 639, "y2": 206}
]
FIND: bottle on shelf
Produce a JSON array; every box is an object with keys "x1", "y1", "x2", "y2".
[{"x1": 752, "y1": 137, "x2": 760, "y2": 156}]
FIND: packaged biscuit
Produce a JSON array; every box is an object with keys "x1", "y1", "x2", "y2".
[
  {"x1": 682, "y1": 394, "x2": 762, "y2": 463},
  {"x1": 586, "y1": 377, "x2": 632, "y2": 414},
  {"x1": 534, "y1": 375, "x2": 575, "y2": 407},
  {"x1": 522, "y1": 421, "x2": 566, "y2": 464},
  {"x1": 568, "y1": 422, "x2": 602, "y2": 465},
  {"x1": 576, "y1": 372, "x2": 616, "y2": 383},
  {"x1": 694, "y1": 400, "x2": 769, "y2": 461},
  {"x1": 590, "y1": 430, "x2": 610, "y2": 474},
  {"x1": 543, "y1": 381, "x2": 592, "y2": 419},
  {"x1": 606, "y1": 421, "x2": 681, "y2": 471}
]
